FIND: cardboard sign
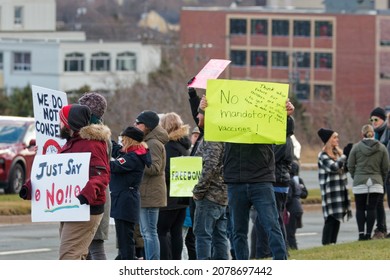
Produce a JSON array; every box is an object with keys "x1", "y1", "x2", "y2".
[
  {"x1": 204, "y1": 79, "x2": 289, "y2": 144},
  {"x1": 170, "y1": 156, "x2": 202, "y2": 197},
  {"x1": 31, "y1": 153, "x2": 91, "y2": 222},
  {"x1": 32, "y1": 85, "x2": 68, "y2": 155}
]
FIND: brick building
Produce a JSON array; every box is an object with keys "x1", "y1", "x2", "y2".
[{"x1": 180, "y1": 6, "x2": 390, "y2": 122}]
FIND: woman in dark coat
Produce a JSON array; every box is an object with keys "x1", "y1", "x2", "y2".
[
  {"x1": 110, "y1": 126, "x2": 151, "y2": 260},
  {"x1": 157, "y1": 112, "x2": 192, "y2": 260}
]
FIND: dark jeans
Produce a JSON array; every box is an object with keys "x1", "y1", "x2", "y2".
[
  {"x1": 228, "y1": 183, "x2": 287, "y2": 260},
  {"x1": 193, "y1": 198, "x2": 228, "y2": 260},
  {"x1": 114, "y1": 219, "x2": 136, "y2": 260},
  {"x1": 157, "y1": 208, "x2": 186, "y2": 260},
  {"x1": 355, "y1": 192, "x2": 380, "y2": 237},
  {"x1": 255, "y1": 192, "x2": 288, "y2": 258},
  {"x1": 375, "y1": 193, "x2": 387, "y2": 233},
  {"x1": 185, "y1": 227, "x2": 197, "y2": 260},
  {"x1": 322, "y1": 215, "x2": 340, "y2": 245},
  {"x1": 286, "y1": 212, "x2": 302, "y2": 250}
]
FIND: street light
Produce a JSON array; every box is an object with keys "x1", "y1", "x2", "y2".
[
  {"x1": 182, "y1": 43, "x2": 213, "y2": 70},
  {"x1": 289, "y1": 51, "x2": 310, "y2": 100}
]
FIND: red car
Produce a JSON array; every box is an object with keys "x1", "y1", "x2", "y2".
[{"x1": 0, "y1": 116, "x2": 36, "y2": 194}]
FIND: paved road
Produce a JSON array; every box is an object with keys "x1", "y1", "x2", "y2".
[
  {"x1": 0, "y1": 169, "x2": 387, "y2": 259},
  {"x1": 300, "y1": 168, "x2": 353, "y2": 190},
  {"x1": 3, "y1": 205, "x2": 388, "y2": 260}
]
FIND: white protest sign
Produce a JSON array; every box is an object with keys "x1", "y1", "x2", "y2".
[
  {"x1": 31, "y1": 153, "x2": 91, "y2": 222},
  {"x1": 32, "y1": 85, "x2": 68, "y2": 155}
]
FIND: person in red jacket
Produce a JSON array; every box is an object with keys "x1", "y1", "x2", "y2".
[{"x1": 20, "y1": 104, "x2": 111, "y2": 260}]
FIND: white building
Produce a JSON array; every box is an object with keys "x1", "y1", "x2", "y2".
[{"x1": 0, "y1": 0, "x2": 161, "y2": 94}]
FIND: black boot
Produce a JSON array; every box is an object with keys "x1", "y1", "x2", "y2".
[{"x1": 358, "y1": 233, "x2": 366, "y2": 241}]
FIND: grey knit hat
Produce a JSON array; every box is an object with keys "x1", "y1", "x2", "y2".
[{"x1": 78, "y1": 92, "x2": 107, "y2": 118}]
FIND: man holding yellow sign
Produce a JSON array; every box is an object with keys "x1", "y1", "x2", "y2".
[{"x1": 202, "y1": 79, "x2": 294, "y2": 260}]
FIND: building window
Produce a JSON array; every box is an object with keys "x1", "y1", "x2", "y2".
[
  {"x1": 91, "y1": 52, "x2": 110, "y2": 71},
  {"x1": 294, "y1": 52, "x2": 310, "y2": 68},
  {"x1": 64, "y1": 52, "x2": 85, "y2": 72},
  {"x1": 295, "y1": 84, "x2": 310, "y2": 101},
  {"x1": 13, "y1": 52, "x2": 31, "y2": 71},
  {"x1": 230, "y1": 50, "x2": 246, "y2": 66},
  {"x1": 293, "y1": 20, "x2": 310, "y2": 37},
  {"x1": 116, "y1": 52, "x2": 136, "y2": 71},
  {"x1": 251, "y1": 19, "x2": 268, "y2": 35},
  {"x1": 14, "y1": 6, "x2": 23, "y2": 25},
  {"x1": 315, "y1": 21, "x2": 333, "y2": 37},
  {"x1": 272, "y1": 20, "x2": 289, "y2": 36},
  {"x1": 271, "y1": 51, "x2": 288, "y2": 68},
  {"x1": 315, "y1": 53, "x2": 332, "y2": 69},
  {"x1": 230, "y1": 19, "x2": 247, "y2": 35},
  {"x1": 250, "y1": 51, "x2": 267, "y2": 66},
  {"x1": 314, "y1": 85, "x2": 332, "y2": 101}
]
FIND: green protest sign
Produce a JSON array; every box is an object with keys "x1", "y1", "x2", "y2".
[
  {"x1": 170, "y1": 156, "x2": 202, "y2": 197},
  {"x1": 204, "y1": 79, "x2": 289, "y2": 144}
]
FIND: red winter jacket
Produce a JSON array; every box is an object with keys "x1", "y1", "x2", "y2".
[{"x1": 20, "y1": 124, "x2": 111, "y2": 215}]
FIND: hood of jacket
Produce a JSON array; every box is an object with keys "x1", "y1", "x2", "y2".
[
  {"x1": 358, "y1": 138, "x2": 382, "y2": 157},
  {"x1": 126, "y1": 145, "x2": 152, "y2": 168},
  {"x1": 168, "y1": 125, "x2": 192, "y2": 150},
  {"x1": 145, "y1": 124, "x2": 169, "y2": 145},
  {"x1": 78, "y1": 123, "x2": 111, "y2": 142}
]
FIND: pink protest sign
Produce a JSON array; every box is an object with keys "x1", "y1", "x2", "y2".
[{"x1": 188, "y1": 59, "x2": 231, "y2": 89}]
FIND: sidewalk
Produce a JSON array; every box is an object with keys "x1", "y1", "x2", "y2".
[{"x1": 0, "y1": 215, "x2": 31, "y2": 224}]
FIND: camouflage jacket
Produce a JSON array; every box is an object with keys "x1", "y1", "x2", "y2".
[{"x1": 192, "y1": 139, "x2": 228, "y2": 206}]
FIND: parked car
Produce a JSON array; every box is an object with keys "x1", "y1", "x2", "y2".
[{"x1": 0, "y1": 116, "x2": 36, "y2": 194}]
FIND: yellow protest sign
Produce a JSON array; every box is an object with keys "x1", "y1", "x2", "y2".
[
  {"x1": 204, "y1": 79, "x2": 289, "y2": 144},
  {"x1": 170, "y1": 156, "x2": 202, "y2": 197}
]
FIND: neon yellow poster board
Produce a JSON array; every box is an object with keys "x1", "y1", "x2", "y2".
[
  {"x1": 204, "y1": 79, "x2": 289, "y2": 144},
  {"x1": 170, "y1": 156, "x2": 202, "y2": 197}
]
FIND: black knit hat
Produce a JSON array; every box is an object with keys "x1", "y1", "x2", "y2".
[
  {"x1": 370, "y1": 107, "x2": 387, "y2": 121},
  {"x1": 317, "y1": 128, "x2": 334, "y2": 144},
  {"x1": 59, "y1": 104, "x2": 91, "y2": 132},
  {"x1": 136, "y1": 110, "x2": 159, "y2": 130},
  {"x1": 121, "y1": 126, "x2": 144, "y2": 142}
]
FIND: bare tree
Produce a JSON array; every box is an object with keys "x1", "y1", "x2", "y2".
[{"x1": 105, "y1": 44, "x2": 195, "y2": 138}]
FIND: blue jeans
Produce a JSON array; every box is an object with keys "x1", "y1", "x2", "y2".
[
  {"x1": 228, "y1": 182, "x2": 287, "y2": 260},
  {"x1": 193, "y1": 198, "x2": 229, "y2": 260},
  {"x1": 139, "y1": 207, "x2": 160, "y2": 260}
]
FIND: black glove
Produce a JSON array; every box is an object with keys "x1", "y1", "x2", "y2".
[
  {"x1": 77, "y1": 194, "x2": 89, "y2": 205},
  {"x1": 188, "y1": 88, "x2": 197, "y2": 98},
  {"x1": 187, "y1": 76, "x2": 196, "y2": 86},
  {"x1": 19, "y1": 185, "x2": 31, "y2": 200}
]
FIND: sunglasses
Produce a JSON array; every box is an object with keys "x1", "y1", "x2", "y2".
[{"x1": 370, "y1": 117, "x2": 380, "y2": 123}]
